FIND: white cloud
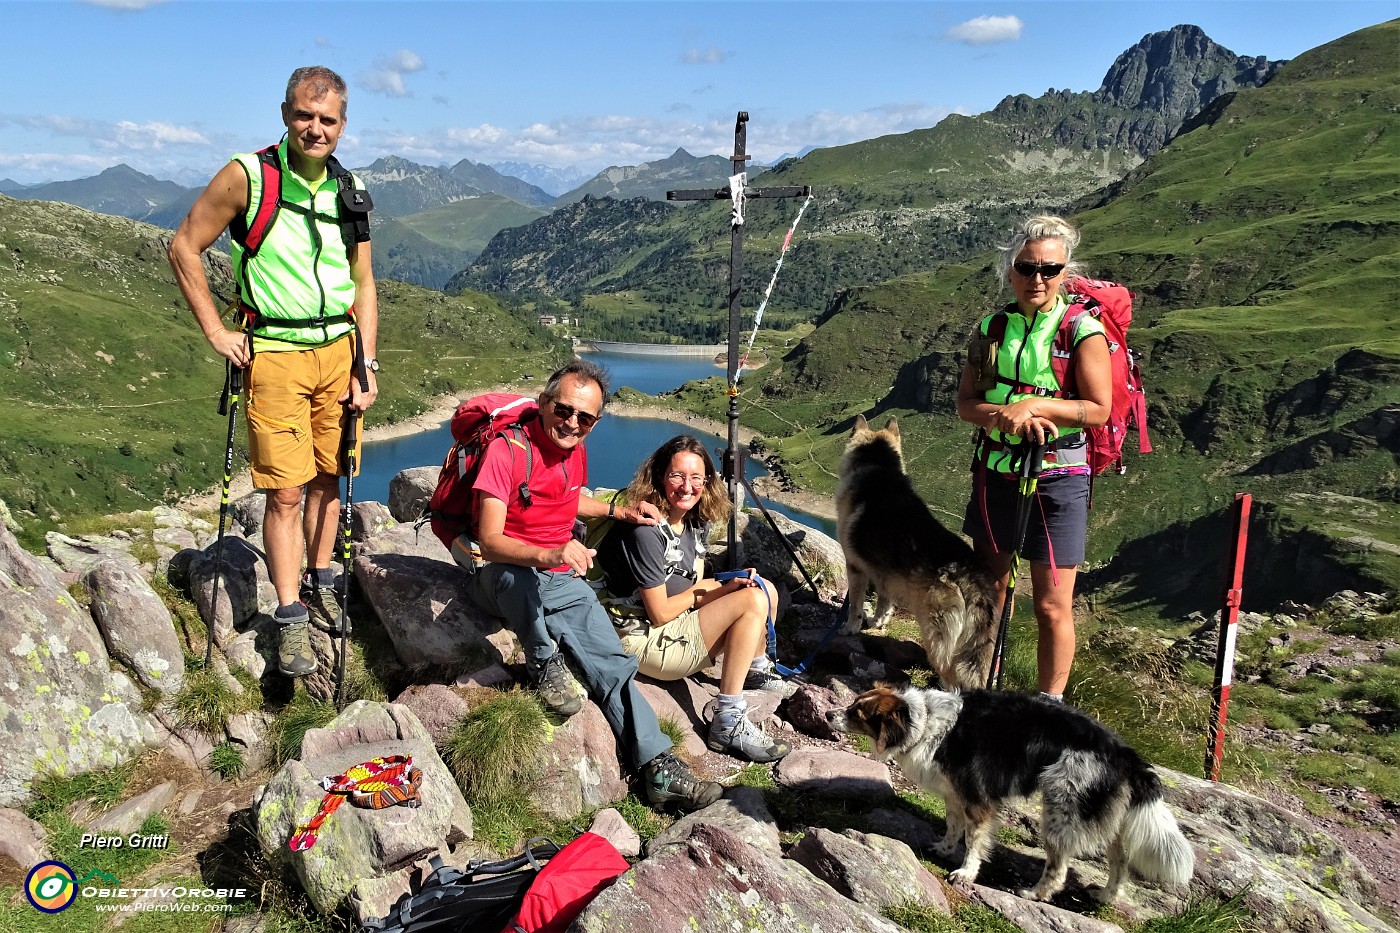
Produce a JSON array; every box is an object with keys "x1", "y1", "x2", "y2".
[
  {"x1": 358, "y1": 49, "x2": 426, "y2": 98},
  {"x1": 2, "y1": 115, "x2": 210, "y2": 149},
  {"x1": 944, "y1": 15, "x2": 1023, "y2": 46},
  {"x1": 682, "y1": 46, "x2": 731, "y2": 64},
  {"x1": 78, "y1": 0, "x2": 166, "y2": 9},
  {"x1": 349, "y1": 102, "x2": 958, "y2": 174}
]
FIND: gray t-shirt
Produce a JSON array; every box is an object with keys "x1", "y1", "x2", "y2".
[{"x1": 600, "y1": 520, "x2": 701, "y2": 599}]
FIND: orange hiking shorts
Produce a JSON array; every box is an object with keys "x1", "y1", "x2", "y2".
[{"x1": 246, "y1": 336, "x2": 361, "y2": 489}]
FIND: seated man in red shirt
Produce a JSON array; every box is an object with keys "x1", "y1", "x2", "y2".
[{"x1": 456, "y1": 360, "x2": 723, "y2": 813}]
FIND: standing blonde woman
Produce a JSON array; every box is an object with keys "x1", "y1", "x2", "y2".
[
  {"x1": 598, "y1": 435, "x2": 789, "y2": 763},
  {"x1": 956, "y1": 215, "x2": 1112, "y2": 700}
]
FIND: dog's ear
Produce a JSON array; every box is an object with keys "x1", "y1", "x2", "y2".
[
  {"x1": 852, "y1": 414, "x2": 868, "y2": 435},
  {"x1": 884, "y1": 416, "x2": 900, "y2": 438},
  {"x1": 866, "y1": 690, "x2": 910, "y2": 755}
]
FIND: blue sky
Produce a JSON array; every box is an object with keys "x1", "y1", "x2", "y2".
[{"x1": 1, "y1": 0, "x2": 1393, "y2": 185}]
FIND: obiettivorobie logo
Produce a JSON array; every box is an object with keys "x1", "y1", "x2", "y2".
[{"x1": 23, "y1": 857, "x2": 246, "y2": 913}]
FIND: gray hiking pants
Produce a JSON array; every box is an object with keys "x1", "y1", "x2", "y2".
[{"x1": 465, "y1": 563, "x2": 670, "y2": 770}]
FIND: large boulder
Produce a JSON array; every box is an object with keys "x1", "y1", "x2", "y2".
[
  {"x1": 787, "y1": 827, "x2": 948, "y2": 914},
  {"x1": 572, "y1": 822, "x2": 906, "y2": 933},
  {"x1": 83, "y1": 558, "x2": 186, "y2": 694},
  {"x1": 189, "y1": 535, "x2": 266, "y2": 644},
  {"x1": 388, "y1": 466, "x2": 437, "y2": 523},
  {"x1": 254, "y1": 701, "x2": 473, "y2": 916},
  {"x1": 353, "y1": 523, "x2": 515, "y2": 670},
  {"x1": 0, "y1": 522, "x2": 155, "y2": 806},
  {"x1": 736, "y1": 510, "x2": 847, "y2": 605}
]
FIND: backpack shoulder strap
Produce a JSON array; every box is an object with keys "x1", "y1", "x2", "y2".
[
  {"x1": 1052, "y1": 295, "x2": 1099, "y2": 395},
  {"x1": 327, "y1": 154, "x2": 373, "y2": 251},
  {"x1": 505, "y1": 423, "x2": 534, "y2": 510},
  {"x1": 230, "y1": 144, "x2": 282, "y2": 258}
]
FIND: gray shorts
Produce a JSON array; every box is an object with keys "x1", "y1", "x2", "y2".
[{"x1": 963, "y1": 470, "x2": 1089, "y2": 566}]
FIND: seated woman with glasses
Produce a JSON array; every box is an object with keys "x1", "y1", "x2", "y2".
[
  {"x1": 955, "y1": 214, "x2": 1112, "y2": 702},
  {"x1": 596, "y1": 435, "x2": 791, "y2": 763}
]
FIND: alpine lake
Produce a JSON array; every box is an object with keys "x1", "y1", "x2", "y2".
[{"x1": 358, "y1": 348, "x2": 836, "y2": 536}]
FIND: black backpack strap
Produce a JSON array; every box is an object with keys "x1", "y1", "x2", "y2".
[
  {"x1": 328, "y1": 155, "x2": 373, "y2": 251},
  {"x1": 507, "y1": 424, "x2": 534, "y2": 510}
]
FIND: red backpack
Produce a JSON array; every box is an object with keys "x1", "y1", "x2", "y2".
[
  {"x1": 425, "y1": 393, "x2": 539, "y2": 550},
  {"x1": 986, "y1": 277, "x2": 1151, "y2": 476},
  {"x1": 1059, "y1": 277, "x2": 1152, "y2": 475}
]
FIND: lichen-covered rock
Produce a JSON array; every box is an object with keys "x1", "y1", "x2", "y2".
[
  {"x1": 387, "y1": 467, "x2": 437, "y2": 524},
  {"x1": 254, "y1": 701, "x2": 473, "y2": 915},
  {"x1": 573, "y1": 822, "x2": 905, "y2": 933},
  {"x1": 0, "y1": 523, "x2": 155, "y2": 806},
  {"x1": 787, "y1": 827, "x2": 948, "y2": 913},
  {"x1": 84, "y1": 558, "x2": 185, "y2": 694}
]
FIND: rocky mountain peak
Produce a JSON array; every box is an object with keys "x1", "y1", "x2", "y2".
[{"x1": 1095, "y1": 23, "x2": 1284, "y2": 118}]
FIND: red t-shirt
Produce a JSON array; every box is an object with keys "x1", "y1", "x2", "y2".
[{"x1": 473, "y1": 417, "x2": 587, "y2": 570}]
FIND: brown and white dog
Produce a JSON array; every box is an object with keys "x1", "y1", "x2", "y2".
[
  {"x1": 829, "y1": 685, "x2": 1195, "y2": 904},
  {"x1": 836, "y1": 415, "x2": 997, "y2": 690}
]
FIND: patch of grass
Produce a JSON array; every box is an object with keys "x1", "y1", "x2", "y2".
[
  {"x1": 151, "y1": 575, "x2": 207, "y2": 654},
  {"x1": 884, "y1": 901, "x2": 1025, "y2": 933},
  {"x1": 169, "y1": 665, "x2": 247, "y2": 736},
  {"x1": 1129, "y1": 889, "x2": 1255, "y2": 933},
  {"x1": 614, "y1": 793, "x2": 672, "y2": 847},
  {"x1": 209, "y1": 741, "x2": 245, "y2": 780},
  {"x1": 269, "y1": 696, "x2": 337, "y2": 766},
  {"x1": 732, "y1": 763, "x2": 777, "y2": 789},
  {"x1": 442, "y1": 689, "x2": 548, "y2": 807},
  {"x1": 25, "y1": 759, "x2": 139, "y2": 825},
  {"x1": 657, "y1": 715, "x2": 687, "y2": 753}
]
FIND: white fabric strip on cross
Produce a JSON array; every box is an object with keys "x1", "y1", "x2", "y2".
[{"x1": 729, "y1": 172, "x2": 746, "y2": 226}]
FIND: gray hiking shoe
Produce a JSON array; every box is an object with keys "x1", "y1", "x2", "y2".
[
  {"x1": 276, "y1": 605, "x2": 317, "y2": 677},
  {"x1": 527, "y1": 652, "x2": 583, "y2": 718},
  {"x1": 743, "y1": 665, "x2": 797, "y2": 698},
  {"x1": 304, "y1": 585, "x2": 347, "y2": 635},
  {"x1": 708, "y1": 711, "x2": 791, "y2": 763},
  {"x1": 642, "y1": 752, "x2": 723, "y2": 812}
]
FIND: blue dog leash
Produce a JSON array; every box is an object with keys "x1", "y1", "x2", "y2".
[{"x1": 715, "y1": 570, "x2": 846, "y2": 678}]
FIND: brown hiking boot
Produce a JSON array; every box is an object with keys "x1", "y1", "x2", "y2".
[
  {"x1": 642, "y1": 752, "x2": 723, "y2": 812},
  {"x1": 304, "y1": 585, "x2": 347, "y2": 635},
  {"x1": 527, "y1": 652, "x2": 583, "y2": 717},
  {"x1": 276, "y1": 603, "x2": 317, "y2": 677}
]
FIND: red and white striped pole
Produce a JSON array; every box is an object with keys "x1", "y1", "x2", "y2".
[{"x1": 1205, "y1": 492, "x2": 1252, "y2": 781}]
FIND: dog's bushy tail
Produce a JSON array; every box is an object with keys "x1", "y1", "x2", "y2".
[{"x1": 1121, "y1": 776, "x2": 1194, "y2": 885}]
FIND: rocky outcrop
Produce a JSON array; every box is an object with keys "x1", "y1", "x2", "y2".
[
  {"x1": 0, "y1": 520, "x2": 155, "y2": 806},
  {"x1": 254, "y1": 701, "x2": 473, "y2": 920}
]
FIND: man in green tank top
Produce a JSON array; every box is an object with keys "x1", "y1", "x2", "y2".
[{"x1": 168, "y1": 66, "x2": 379, "y2": 679}]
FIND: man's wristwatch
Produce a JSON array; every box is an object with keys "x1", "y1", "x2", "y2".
[{"x1": 363, "y1": 358, "x2": 380, "y2": 373}]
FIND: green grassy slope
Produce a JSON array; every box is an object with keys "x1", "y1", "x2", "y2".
[
  {"x1": 0, "y1": 195, "x2": 569, "y2": 546},
  {"x1": 677, "y1": 20, "x2": 1400, "y2": 600},
  {"x1": 398, "y1": 195, "x2": 548, "y2": 256}
]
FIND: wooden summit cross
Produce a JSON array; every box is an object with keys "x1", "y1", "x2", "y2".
[{"x1": 668, "y1": 112, "x2": 811, "y2": 563}]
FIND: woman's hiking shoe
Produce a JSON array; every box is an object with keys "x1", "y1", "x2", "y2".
[
  {"x1": 707, "y1": 711, "x2": 791, "y2": 763},
  {"x1": 304, "y1": 585, "x2": 347, "y2": 635},
  {"x1": 743, "y1": 665, "x2": 797, "y2": 698},
  {"x1": 527, "y1": 652, "x2": 583, "y2": 717},
  {"x1": 276, "y1": 603, "x2": 317, "y2": 677},
  {"x1": 642, "y1": 752, "x2": 723, "y2": 812}
]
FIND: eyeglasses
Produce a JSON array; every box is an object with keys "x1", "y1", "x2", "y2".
[
  {"x1": 1012, "y1": 261, "x2": 1066, "y2": 280},
  {"x1": 549, "y1": 400, "x2": 600, "y2": 429},
  {"x1": 665, "y1": 472, "x2": 708, "y2": 488}
]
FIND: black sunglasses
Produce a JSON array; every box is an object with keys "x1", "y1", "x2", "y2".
[
  {"x1": 550, "y1": 400, "x2": 600, "y2": 429},
  {"x1": 1012, "y1": 261, "x2": 1066, "y2": 279}
]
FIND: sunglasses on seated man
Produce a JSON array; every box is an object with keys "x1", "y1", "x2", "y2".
[
  {"x1": 549, "y1": 400, "x2": 601, "y2": 429},
  {"x1": 1012, "y1": 261, "x2": 1066, "y2": 279}
]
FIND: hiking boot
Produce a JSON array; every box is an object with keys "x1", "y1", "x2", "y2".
[
  {"x1": 743, "y1": 665, "x2": 798, "y2": 698},
  {"x1": 527, "y1": 652, "x2": 583, "y2": 718},
  {"x1": 707, "y1": 711, "x2": 791, "y2": 763},
  {"x1": 642, "y1": 752, "x2": 723, "y2": 812},
  {"x1": 276, "y1": 605, "x2": 318, "y2": 677},
  {"x1": 304, "y1": 584, "x2": 347, "y2": 635}
]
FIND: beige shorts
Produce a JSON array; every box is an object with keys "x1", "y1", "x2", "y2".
[
  {"x1": 246, "y1": 336, "x2": 359, "y2": 489},
  {"x1": 618, "y1": 609, "x2": 714, "y2": 681}
]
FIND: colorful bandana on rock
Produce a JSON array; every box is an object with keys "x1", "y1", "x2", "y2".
[{"x1": 288, "y1": 754, "x2": 424, "y2": 852}]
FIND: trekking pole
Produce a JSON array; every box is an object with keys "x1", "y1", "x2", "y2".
[
  {"x1": 986, "y1": 439, "x2": 1046, "y2": 690},
  {"x1": 206, "y1": 361, "x2": 244, "y2": 666},
  {"x1": 334, "y1": 369, "x2": 369, "y2": 710}
]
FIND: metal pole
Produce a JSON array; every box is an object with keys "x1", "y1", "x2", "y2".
[
  {"x1": 1205, "y1": 491, "x2": 1251, "y2": 781},
  {"x1": 726, "y1": 112, "x2": 748, "y2": 568}
]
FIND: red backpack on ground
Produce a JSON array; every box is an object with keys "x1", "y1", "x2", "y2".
[
  {"x1": 502, "y1": 831, "x2": 629, "y2": 933},
  {"x1": 1058, "y1": 276, "x2": 1152, "y2": 475},
  {"x1": 425, "y1": 393, "x2": 539, "y2": 550}
]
